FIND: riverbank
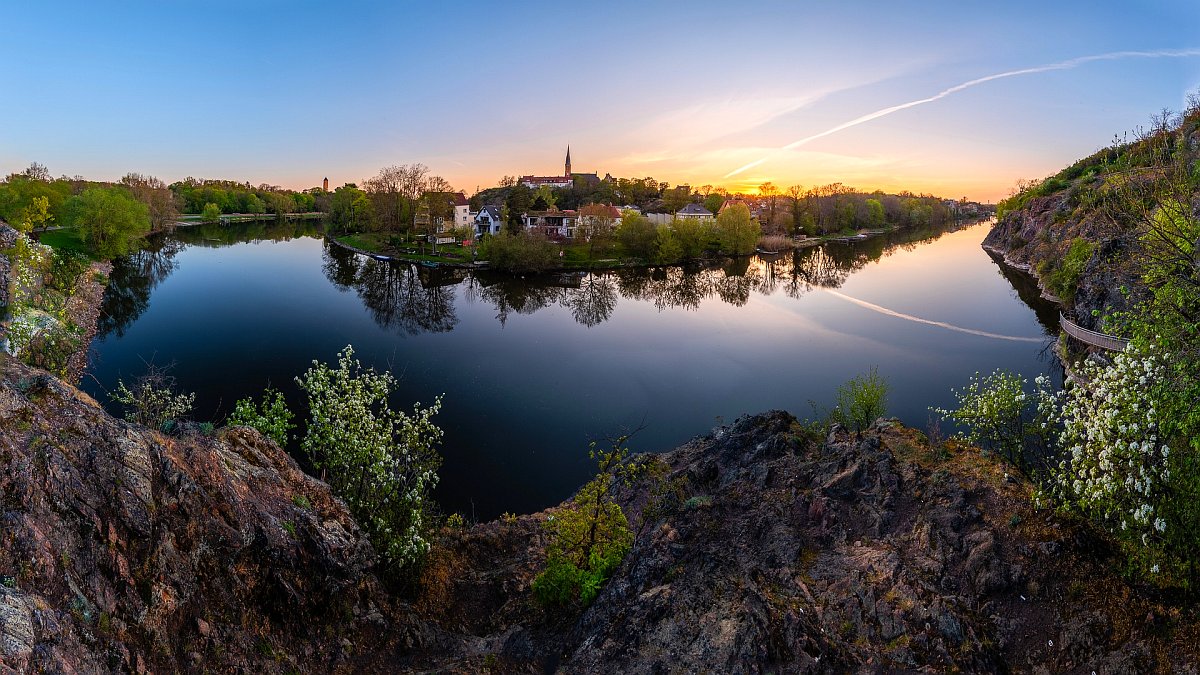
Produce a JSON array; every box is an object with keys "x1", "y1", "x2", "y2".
[
  {"x1": 326, "y1": 221, "x2": 979, "y2": 273},
  {"x1": 0, "y1": 223, "x2": 111, "y2": 384}
]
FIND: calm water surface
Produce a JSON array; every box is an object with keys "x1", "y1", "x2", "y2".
[{"x1": 84, "y1": 220, "x2": 1059, "y2": 519}]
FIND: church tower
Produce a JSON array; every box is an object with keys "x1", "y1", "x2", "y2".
[{"x1": 564, "y1": 146, "x2": 571, "y2": 178}]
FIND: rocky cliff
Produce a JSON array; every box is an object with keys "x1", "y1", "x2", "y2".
[
  {"x1": 1, "y1": 355, "x2": 1197, "y2": 672},
  {"x1": 982, "y1": 107, "x2": 1200, "y2": 332}
]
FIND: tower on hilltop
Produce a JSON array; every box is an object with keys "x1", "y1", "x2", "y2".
[
  {"x1": 323, "y1": 177, "x2": 329, "y2": 191},
  {"x1": 565, "y1": 146, "x2": 571, "y2": 178}
]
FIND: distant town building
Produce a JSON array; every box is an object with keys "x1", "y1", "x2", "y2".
[
  {"x1": 676, "y1": 203, "x2": 714, "y2": 220},
  {"x1": 520, "y1": 146, "x2": 600, "y2": 189},
  {"x1": 323, "y1": 177, "x2": 329, "y2": 191}
]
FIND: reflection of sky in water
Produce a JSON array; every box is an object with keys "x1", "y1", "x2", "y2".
[{"x1": 84, "y1": 221, "x2": 1057, "y2": 520}]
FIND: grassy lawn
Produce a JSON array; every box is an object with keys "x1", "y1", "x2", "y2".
[
  {"x1": 336, "y1": 232, "x2": 475, "y2": 264},
  {"x1": 36, "y1": 228, "x2": 97, "y2": 259},
  {"x1": 337, "y1": 233, "x2": 388, "y2": 253}
]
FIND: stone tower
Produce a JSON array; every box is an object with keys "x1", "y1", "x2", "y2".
[
  {"x1": 564, "y1": 146, "x2": 571, "y2": 178},
  {"x1": 323, "y1": 177, "x2": 329, "y2": 191}
]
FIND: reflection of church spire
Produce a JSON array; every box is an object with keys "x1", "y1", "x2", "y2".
[{"x1": 565, "y1": 145, "x2": 571, "y2": 177}]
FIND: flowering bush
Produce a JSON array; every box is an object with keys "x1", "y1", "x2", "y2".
[
  {"x1": 1050, "y1": 344, "x2": 1197, "y2": 582},
  {"x1": 296, "y1": 345, "x2": 442, "y2": 570},
  {"x1": 931, "y1": 370, "x2": 1057, "y2": 471}
]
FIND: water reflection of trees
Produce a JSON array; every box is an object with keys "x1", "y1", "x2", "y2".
[
  {"x1": 473, "y1": 275, "x2": 567, "y2": 327},
  {"x1": 563, "y1": 274, "x2": 618, "y2": 327},
  {"x1": 98, "y1": 236, "x2": 183, "y2": 338},
  {"x1": 104, "y1": 218, "x2": 976, "y2": 337},
  {"x1": 323, "y1": 243, "x2": 459, "y2": 336},
  {"x1": 175, "y1": 218, "x2": 324, "y2": 248}
]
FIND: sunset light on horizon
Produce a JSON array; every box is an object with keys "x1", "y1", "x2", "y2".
[{"x1": 5, "y1": 1, "x2": 1200, "y2": 201}]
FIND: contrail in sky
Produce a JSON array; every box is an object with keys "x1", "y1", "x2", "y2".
[
  {"x1": 823, "y1": 289, "x2": 1046, "y2": 343},
  {"x1": 725, "y1": 48, "x2": 1200, "y2": 178}
]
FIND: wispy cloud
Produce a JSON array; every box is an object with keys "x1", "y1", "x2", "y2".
[{"x1": 726, "y1": 48, "x2": 1200, "y2": 178}]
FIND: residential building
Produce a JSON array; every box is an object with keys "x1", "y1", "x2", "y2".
[
  {"x1": 522, "y1": 209, "x2": 577, "y2": 239},
  {"x1": 576, "y1": 204, "x2": 623, "y2": 236},
  {"x1": 676, "y1": 203, "x2": 714, "y2": 220},
  {"x1": 474, "y1": 205, "x2": 503, "y2": 236}
]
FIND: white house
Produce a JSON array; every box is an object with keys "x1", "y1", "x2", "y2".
[
  {"x1": 676, "y1": 203, "x2": 714, "y2": 220},
  {"x1": 474, "y1": 205, "x2": 503, "y2": 236},
  {"x1": 451, "y1": 192, "x2": 471, "y2": 230}
]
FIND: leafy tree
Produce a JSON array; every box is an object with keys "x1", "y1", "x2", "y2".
[
  {"x1": 865, "y1": 198, "x2": 886, "y2": 228},
  {"x1": 504, "y1": 184, "x2": 533, "y2": 233},
  {"x1": 671, "y1": 216, "x2": 712, "y2": 259},
  {"x1": 714, "y1": 202, "x2": 759, "y2": 255},
  {"x1": 576, "y1": 204, "x2": 617, "y2": 262},
  {"x1": 296, "y1": 346, "x2": 442, "y2": 570},
  {"x1": 532, "y1": 435, "x2": 638, "y2": 607},
  {"x1": 654, "y1": 224, "x2": 683, "y2": 264},
  {"x1": 661, "y1": 186, "x2": 691, "y2": 214},
  {"x1": 703, "y1": 192, "x2": 725, "y2": 216},
  {"x1": 245, "y1": 193, "x2": 266, "y2": 215},
  {"x1": 121, "y1": 173, "x2": 179, "y2": 230},
  {"x1": 931, "y1": 370, "x2": 1057, "y2": 471},
  {"x1": 330, "y1": 185, "x2": 374, "y2": 232},
  {"x1": 75, "y1": 187, "x2": 151, "y2": 258},
  {"x1": 19, "y1": 195, "x2": 52, "y2": 234},
  {"x1": 532, "y1": 184, "x2": 557, "y2": 210},
  {"x1": 201, "y1": 202, "x2": 222, "y2": 222},
  {"x1": 614, "y1": 210, "x2": 657, "y2": 260}
]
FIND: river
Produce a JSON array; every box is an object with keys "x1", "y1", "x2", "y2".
[{"x1": 82, "y1": 219, "x2": 1059, "y2": 520}]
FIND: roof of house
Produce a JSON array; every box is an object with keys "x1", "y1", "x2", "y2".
[
  {"x1": 677, "y1": 203, "x2": 714, "y2": 216},
  {"x1": 581, "y1": 204, "x2": 623, "y2": 219},
  {"x1": 451, "y1": 191, "x2": 469, "y2": 207},
  {"x1": 718, "y1": 198, "x2": 747, "y2": 214},
  {"x1": 476, "y1": 205, "x2": 501, "y2": 220},
  {"x1": 520, "y1": 175, "x2": 571, "y2": 184}
]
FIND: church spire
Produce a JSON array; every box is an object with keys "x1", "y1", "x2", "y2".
[{"x1": 565, "y1": 145, "x2": 572, "y2": 178}]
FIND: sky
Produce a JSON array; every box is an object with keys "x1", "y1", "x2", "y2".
[{"x1": 3, "y1": 1, "x2": 1200, "y2": 202}]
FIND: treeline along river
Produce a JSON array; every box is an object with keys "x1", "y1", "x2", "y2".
[{"x1": 83, "y1": 219, "x2": 1060, "y2": 520}]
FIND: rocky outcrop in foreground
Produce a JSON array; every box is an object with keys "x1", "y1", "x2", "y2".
[
  {"x1": 0, "y1": 355, "x2": 397, "y2": 672},
  {"x1": 1, "y1": 355, "x2": 1197, "y2": 672}
]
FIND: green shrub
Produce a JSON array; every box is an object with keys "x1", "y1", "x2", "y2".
[
  {"x1": 47, "y1": 249, "x2": 90, "y2": 294},
  {"x1": 478, "y1": 231, "x2": 558, "y2": 272},
  {"x1": 532, "y1": 436, "x2": 637, "y2": 608},
  {"x1": 831, "y1": 367, "x2": 890, "y2": 433},
  {"x1": 109, "y1": 366, "x2": 196, "y2": 431},
  {"x1": 201, "y1": 202, "x2": 222, "y2": 223},
  {"x1": 1041, "y1": 238, "x2": 1095, "y2": 300},
  {"x1": 229, "y1": 387, "x2": 294, "y2": 447}
]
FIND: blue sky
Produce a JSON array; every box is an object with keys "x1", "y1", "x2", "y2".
[{"x1": 4, "y1": 1, "x2": 1199, "y2": 200}]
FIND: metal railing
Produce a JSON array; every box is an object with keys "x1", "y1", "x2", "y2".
[{"x1": 1059, "y1": 313, "x2": 1128, "y2": 351}]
